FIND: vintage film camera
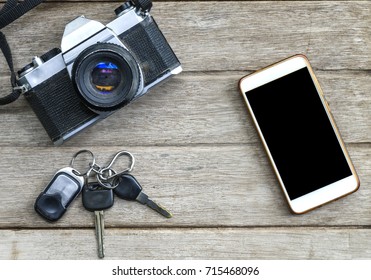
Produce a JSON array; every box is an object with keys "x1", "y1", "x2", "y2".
[{"x1": 17, "y1": 0, "x2": 182, "y2": 144}]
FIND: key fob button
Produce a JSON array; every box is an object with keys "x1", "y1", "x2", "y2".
[
  {"x1": 35, "y1": 193, "x2": 66, "y2": 221},
  {"x1": 46, "y1": 173, "x2": 81, "y2": 207}
]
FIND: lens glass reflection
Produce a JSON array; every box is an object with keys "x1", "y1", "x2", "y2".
[{"x1": 91, "y1": 62, "x2": 121, "y2": 93}]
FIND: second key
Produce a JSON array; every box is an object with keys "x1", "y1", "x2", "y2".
[{"x1": 114, "y1": 174, "x2": 172, "y2": 218}]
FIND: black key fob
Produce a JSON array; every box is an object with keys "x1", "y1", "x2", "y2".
[
  {"x1": 114, "y1": 174, "x2": 142, "y2": 200},
  {"x1": 82, "y1": 183, "x2": 114, "y2": 212},
  {"x1": 34, "y1": 167, "x2": 84, "y2": 222}
]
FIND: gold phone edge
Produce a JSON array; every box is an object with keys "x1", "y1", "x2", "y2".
[{"x1": 238, "y1": 54, "x2": 360, "y2": 215}]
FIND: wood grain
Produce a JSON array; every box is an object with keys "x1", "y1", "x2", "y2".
[
  {"x1": 0, "y1": 144, "x2": 369, "y2": 228},
  {"x1": 0, "y1": 71, "x2": 369, "y2": 147},
  {"x1": 0, "y1": 1, "x2": 369, "y2": 260},
  {"x1": 1, "y1": 228, "x2": 371, "y2": 259},
  {"x1": 0, "y1": 1, "x2": 369, "y2": 74}
]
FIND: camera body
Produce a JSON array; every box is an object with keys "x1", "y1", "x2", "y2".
[{"x1": 17, "y1": 0, "x2": 182, "y2": 145}]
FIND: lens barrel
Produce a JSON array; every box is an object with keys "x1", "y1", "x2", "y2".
[{"x1": 72, "y1": 43, "x2": 141, "y2": 112}]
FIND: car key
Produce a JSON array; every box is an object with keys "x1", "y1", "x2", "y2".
[
  {"x1": 34, "y1": 167, "x2": 85, "y2": 222},
  {"x1": 114, "y1": 174, "x2": 172, "y2": 218},
  {"x1": 82, "y1": 182, "x2": 114, "y2": 258}
]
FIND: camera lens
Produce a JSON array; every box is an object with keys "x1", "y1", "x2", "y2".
[
  {"x1": 73, "y1": 43, "x2": 141, "y2": 111},
  {"x1": 91, "y1": 62, "x2": 121, "y2": 93}
]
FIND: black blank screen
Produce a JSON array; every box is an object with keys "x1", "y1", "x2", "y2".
[{"x1": 246, "y1": 67, "x2": 352, "y2": 200}]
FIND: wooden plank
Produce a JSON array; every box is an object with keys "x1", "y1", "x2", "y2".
[
  {"x1": 83, "y1": 0, "x2": 371, "y2": 1},
  {"x1": 0, "y1": 0, "x2": 369, "y2": 262},
  {"x1": 0, "y1": 71, "x2": 369, "y2": 147},
  {"x1": 0, "y1": 1, "x2": 369, "y2": 74},
  {"x1": 1, "y1": 228, "x2": 371, "y2": 259},
  {"x1": 0, "y1": 144, "x2": 369, "y2": 228}
]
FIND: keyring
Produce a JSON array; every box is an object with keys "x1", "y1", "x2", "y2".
[
  {"x1": 98, "y1": 151, "x2": 135, "y2": 182},
  {"x1": 96, "y1": 170, "x2": 120, "y2": 189},
  {"x1": 70, "y1": 149, "x2": 96, "y2": 176}
]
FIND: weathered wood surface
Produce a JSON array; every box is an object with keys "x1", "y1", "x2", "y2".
[
  {"x1": 0, "y1": 1, "x2": 370, "y2": 259},
  {"x1": 2, "y1": 228, "x2": 371, "y2": 260},
  {"x1": 0, "y1": 71, "x2": 370, "y2": 146},
  {"x1": 0, "y1": 145, "x2": 370, "y2": 228}
]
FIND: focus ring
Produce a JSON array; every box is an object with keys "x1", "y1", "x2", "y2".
[{"x1": 72, "y1": 43, "x2": 142, "y2": 112}]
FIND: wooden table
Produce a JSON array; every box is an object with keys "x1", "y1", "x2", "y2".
[{"x1": 0, "y1": 0, "x2": 370, "y2": 259}]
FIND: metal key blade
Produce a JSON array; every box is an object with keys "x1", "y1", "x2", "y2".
[
  {"x1": 83, "y1": 183, "x2": 114, "y2": 259},
  {"x1": 94, "y1": 210, "x2": 105, "y2": 258},
  {"x1": 137, "y1": 192, "x2": 173, "y2": 218},
  {"x1": 114, "y1": 174, "x2": 173, "y2": 218}
]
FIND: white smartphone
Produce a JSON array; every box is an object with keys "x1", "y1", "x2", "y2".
[{"x1": 239, "y1": 55, "x2": 360, "y2": 214}]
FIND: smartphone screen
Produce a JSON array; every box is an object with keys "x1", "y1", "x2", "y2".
[
  {"x1": 246, "y1": 66, "x2": 352, "y2": 200},
  {"x1": 239, "y1": 56, "x2": 359, "y2": 213}
]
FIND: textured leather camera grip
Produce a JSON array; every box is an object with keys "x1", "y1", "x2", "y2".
[
  {"x1": 24, "y1": 68, "x2": 97, "y2": 143},
  {"x1": 119, "y1": 16, "x2": 181, "y2": 86}
]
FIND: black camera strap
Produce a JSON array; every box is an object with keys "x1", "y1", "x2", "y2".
[{"x1": 0, "y1": 0, "x2": 43, "y2": 105}]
